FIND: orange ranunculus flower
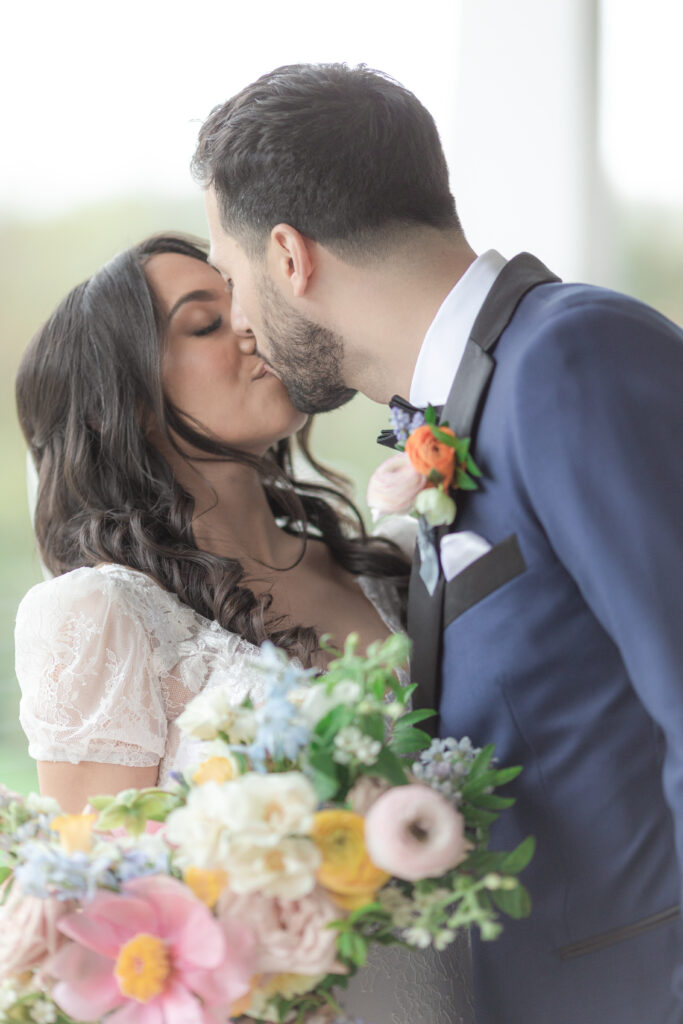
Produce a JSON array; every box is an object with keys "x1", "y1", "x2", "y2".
[
  {"x1": 312, "y1": 810, "x2": 390, "y2": 906},
  {"x1": 404, "y1": 424, "x2": 456, "y2": 487}
]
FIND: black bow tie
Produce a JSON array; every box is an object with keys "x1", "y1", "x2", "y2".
[{"x1": 376, "y1": 394, "x2": 443, "y2": 450}]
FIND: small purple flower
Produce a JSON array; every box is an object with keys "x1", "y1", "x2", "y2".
[{"x1": 389, "y1": 407, "x2": 412, "y2": 445}]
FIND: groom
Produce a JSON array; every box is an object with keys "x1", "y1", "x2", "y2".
[{"x1": 193, "y1": 64, "x2": 683, "y2": 1023}]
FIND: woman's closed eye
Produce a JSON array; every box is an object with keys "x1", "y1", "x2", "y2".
[{"x1": 192, "y1": 315, "x2": 223, "y2": 337}]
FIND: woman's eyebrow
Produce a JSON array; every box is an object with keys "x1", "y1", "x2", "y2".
[{"x1": 168, "y1": 289, "x2": 219, "y2": 320}]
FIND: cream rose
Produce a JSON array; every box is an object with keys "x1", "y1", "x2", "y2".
[
  {"x1": 366, "y1": 454, "x2": 427, "y2": 518},
  {"x1": 0, "y1": 880, "x2": 73, "y2": 984},
  {"x1": 218, "y1": 886, "x2": 345, "y2": 976}
]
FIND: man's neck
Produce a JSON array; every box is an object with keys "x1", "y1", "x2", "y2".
[{"x1": 316, "y1": 234, "x2": 477, "y2": 404}]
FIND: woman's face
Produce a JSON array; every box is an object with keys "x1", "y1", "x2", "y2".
[{"x1": 145, "y1": 252, "x2": 307, "y2": 455}]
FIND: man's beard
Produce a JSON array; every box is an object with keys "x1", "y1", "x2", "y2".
[{"x1": 258, "y1": 276, "x2": 357, "y2": 414}]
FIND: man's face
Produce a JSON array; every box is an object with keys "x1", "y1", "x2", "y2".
[{"x1": 204, "y1": 187, "x2": 356, "y2": 414}]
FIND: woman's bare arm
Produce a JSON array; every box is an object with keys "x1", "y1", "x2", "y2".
[{"x1": 37, "y1": 761, "x2": 159, "y2": 814}]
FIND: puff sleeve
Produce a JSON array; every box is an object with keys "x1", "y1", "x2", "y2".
[{"x1": 15, "y1": 567, "x2": 167, "y2": 767}]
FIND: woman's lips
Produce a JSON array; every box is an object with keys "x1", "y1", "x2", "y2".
[{"x1": 251, "y1": 361, "x2": 280, "y2": 381}]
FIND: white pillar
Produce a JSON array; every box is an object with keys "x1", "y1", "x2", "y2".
[{"x1": 447, "y1": 0, "x2": 613, "y2": 284}]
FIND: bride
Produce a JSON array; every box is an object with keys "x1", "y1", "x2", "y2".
[{"x1": 13, "y1": 233, "x2": 474, "y2": 1023}]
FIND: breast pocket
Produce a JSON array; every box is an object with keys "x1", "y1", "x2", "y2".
[{"x1": 444, "y1": 533, "x2": 527, "y2": 626}]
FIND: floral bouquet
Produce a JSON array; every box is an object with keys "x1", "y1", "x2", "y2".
[{"x1": 0, "y1": 634, "x2": 534, "y2": 1024}]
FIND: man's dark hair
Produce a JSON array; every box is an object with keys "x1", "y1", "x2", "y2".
[{"x1": 192, "y1": 63, "x2": 461, "y2": 258}]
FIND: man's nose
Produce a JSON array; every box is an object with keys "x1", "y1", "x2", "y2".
[{"x1": 231, "y1": 295, "x2": 253, "y2": 342}]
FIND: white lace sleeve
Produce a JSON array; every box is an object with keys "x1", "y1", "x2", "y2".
[{"x1": 15, "y1": 567, "x2": 167, "y2": 767}]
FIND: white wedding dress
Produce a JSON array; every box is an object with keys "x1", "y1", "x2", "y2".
[{"x1": 15, "y1": 562, "x2": 474, "y2": 1024}]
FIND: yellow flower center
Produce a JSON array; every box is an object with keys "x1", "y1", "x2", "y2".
[
  {"x1": 50, "y1": 813, "x2": 98, "y2": 854},
  {"x1": 114, "y1": 933, "x2": 171, "y2": 1002},
  {"x1": 264, "y1": 849, "x2": 285, "y2": 872},
  {"x1": 192, "y1": 756, "x2": 237, "y2": 785},
  {"x1": 183, "y1": 866, "x2": 229, "y2": 908}
]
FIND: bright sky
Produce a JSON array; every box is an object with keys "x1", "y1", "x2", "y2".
[{"x1": 0, "y1": 0, "x2": 681, "y2": 217}]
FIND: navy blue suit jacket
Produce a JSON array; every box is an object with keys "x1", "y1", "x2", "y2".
[{"x1": 409, "y1": 261, "x2": 683, "y2": 1023}]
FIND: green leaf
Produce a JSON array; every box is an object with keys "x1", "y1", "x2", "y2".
[
  {"x1": 369, "y1": 747, "x2": 409, "y2": 786},
  {"x1": 462, "y1": 806, "x2": 498, "y2": 827},
  {"x1": 314, "y1": 704, "x2": 354, "y2": 743},
  {"x1": 501, "y1": 836, "x2": 536, "y2": 875},
  {"x1": 349, "y1": 901, "x2": 386, "y2": 925},
  {"x1": 348, "y1": 932, "x2": 368, "y2": 966},
  {"x1": 424, "y1": 405, "x2": 437, "y2": 425},
  {"x1": 394, "y1": 708, "x2": 437, "y2": 729},
  {"x1": 389, "y1": 727, "x2": 432, "y2": 755},
  {"x1": 0, "y1": 866, "x2": 11, "y2": 886},
  {"x1": 88, "y1": 794, "x2": 114, "y2": 811},
  {"x1": 472, "y1": 793, "x2": 516, "y2": 811},
  {"x1": 455, "y1": 470, "x2": 478, "y2": 491},
  {"x1": 467, "y1": 744, "x2": 495, "y2": 780},
  {"x1": 430, "y1": 425, "x2": 459, "y2": 448},
  {"x1": 490, "y1": 765, "x2": 523, "y2": 786},
  {"x1": 362, "y1": 714, "x2": 386, "y2": 743},
  {"x1": 466, "y1": 453, "x2": 483, "y2": 477},
  {"x1": 491, "y1": 882, "x2": 532, "y2": 919}
]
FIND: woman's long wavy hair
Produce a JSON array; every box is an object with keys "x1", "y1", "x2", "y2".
[{"x1": 16, "y1": 234, "x2": 409, "y2": 665}]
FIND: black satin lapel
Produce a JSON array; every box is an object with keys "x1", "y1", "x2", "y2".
[
  {"x1": 407, "y1": 551, "x2": 444, "y2": 736},
  {"x1": 439, "y1": 341, "x2": 495, "y2": 439}
]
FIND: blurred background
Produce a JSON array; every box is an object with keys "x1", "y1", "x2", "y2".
[{"x1": 1, "y1": 0, "x2": 681, "y2": 792}]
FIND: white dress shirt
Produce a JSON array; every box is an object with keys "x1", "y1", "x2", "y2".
[{"x1": 410, "y1": 249, "x2": 507, "y2": 407}]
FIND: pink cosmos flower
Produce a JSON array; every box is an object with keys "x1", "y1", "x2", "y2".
[
  {"x1": 217, "y1": 886, "x2": 346, "y2": 977},
  {"x1": 51, "y1": 874, "x2": 254, "y2": 1024},
  {"x1": 364, "y1": 785, "x2": 472, "y2": 881},
  {"x1": 366, "y1": 454, "x2": 427, "y2": 518},
  {"x1": 0, "y1": 879, "x2": 72, "y2": 984}
]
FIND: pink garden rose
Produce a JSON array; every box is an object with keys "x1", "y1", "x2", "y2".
[
  {"x1": 0, "y1": 880, "x2": 72, "y2": 984},
  {"x1": 217, "y1": 886, "x2": 345, "y2": 977},
  {"x1": 366, "y1": 454, "x2": 426, "y2": 518},
  {"x1": 364, "y1": 785, "x2": 472, "y2": 881},
  {"x1": 51, "y1": 874, "x2": 254, "y2": 1024}
]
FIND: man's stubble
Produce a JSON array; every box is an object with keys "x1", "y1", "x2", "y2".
[{"x1": 258, "y1": 275, "x2": 357, "y2": 415}]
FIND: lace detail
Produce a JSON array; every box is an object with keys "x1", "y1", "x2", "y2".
[{"x1": 15, "y1": 562, "x2": 405, "y2": 786}]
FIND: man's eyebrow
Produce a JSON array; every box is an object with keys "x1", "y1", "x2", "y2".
[{"x1": 168, "y1": 289, "x2": 219, "y2": 320}]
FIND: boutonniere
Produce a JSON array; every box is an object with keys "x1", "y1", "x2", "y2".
[
  {"x1": 368, "y1": 406, "x2": 482, "y2": 594},
  {"x1": 368, "y1": 405, "x2": 482, "y2": 527}
]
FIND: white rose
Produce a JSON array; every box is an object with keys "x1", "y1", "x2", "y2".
[
  {"x1": 289, "y1": 680, "x2": 362, "y2": 728},
  {"x1": 165, "y1": 772, "x2": 318, "y2": 871},
  {"x1": 164, "y1": 780, "x2": 251, "y2": 869},
  {"x1": 232, "y1": 772, "x2": 318, "y2": 838},
  {"x1": 415, "y1": 487, "x2": 457, "y2": 527},
  {"x1": 175, "y1": 687, "x2": 256, "y2": 743},
  {"x1": 223, "y1": 836, "x2": 321, "y2": 899}
]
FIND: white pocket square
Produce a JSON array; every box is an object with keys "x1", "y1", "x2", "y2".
[{"x1": 440, "y1": 531, "x2": 493, "y2": 582}]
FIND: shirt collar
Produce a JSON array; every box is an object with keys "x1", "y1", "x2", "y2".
[{"x1": 409, "y1": 249, "x2": 507, "y2": 407}]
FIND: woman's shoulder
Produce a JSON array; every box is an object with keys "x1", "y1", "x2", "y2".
[{"x1": 15, "y1": 563, "x2": 178, "y2": 637}]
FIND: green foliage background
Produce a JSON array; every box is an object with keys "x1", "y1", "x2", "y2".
[{"x1": 1, "y1": 197, "x2": 681, "y2": 795}]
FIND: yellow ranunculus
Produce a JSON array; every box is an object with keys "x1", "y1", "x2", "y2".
[
  {"x1": 50, "y1": 813, "x2": 98, "y2": 853},
  {"x1": 182, "y1": 866, "x2": 229, "y2": 908},
  {"x1": 192, "y1": 755, "x2": 238, "y2": 785},
  {"x1": 312, "y1": 810, "x2": 390, "y2": 903}
]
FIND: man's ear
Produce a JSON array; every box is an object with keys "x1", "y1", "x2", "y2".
[{"x1": 268, "y1": 224, "x2": 315, "y2": 298}]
